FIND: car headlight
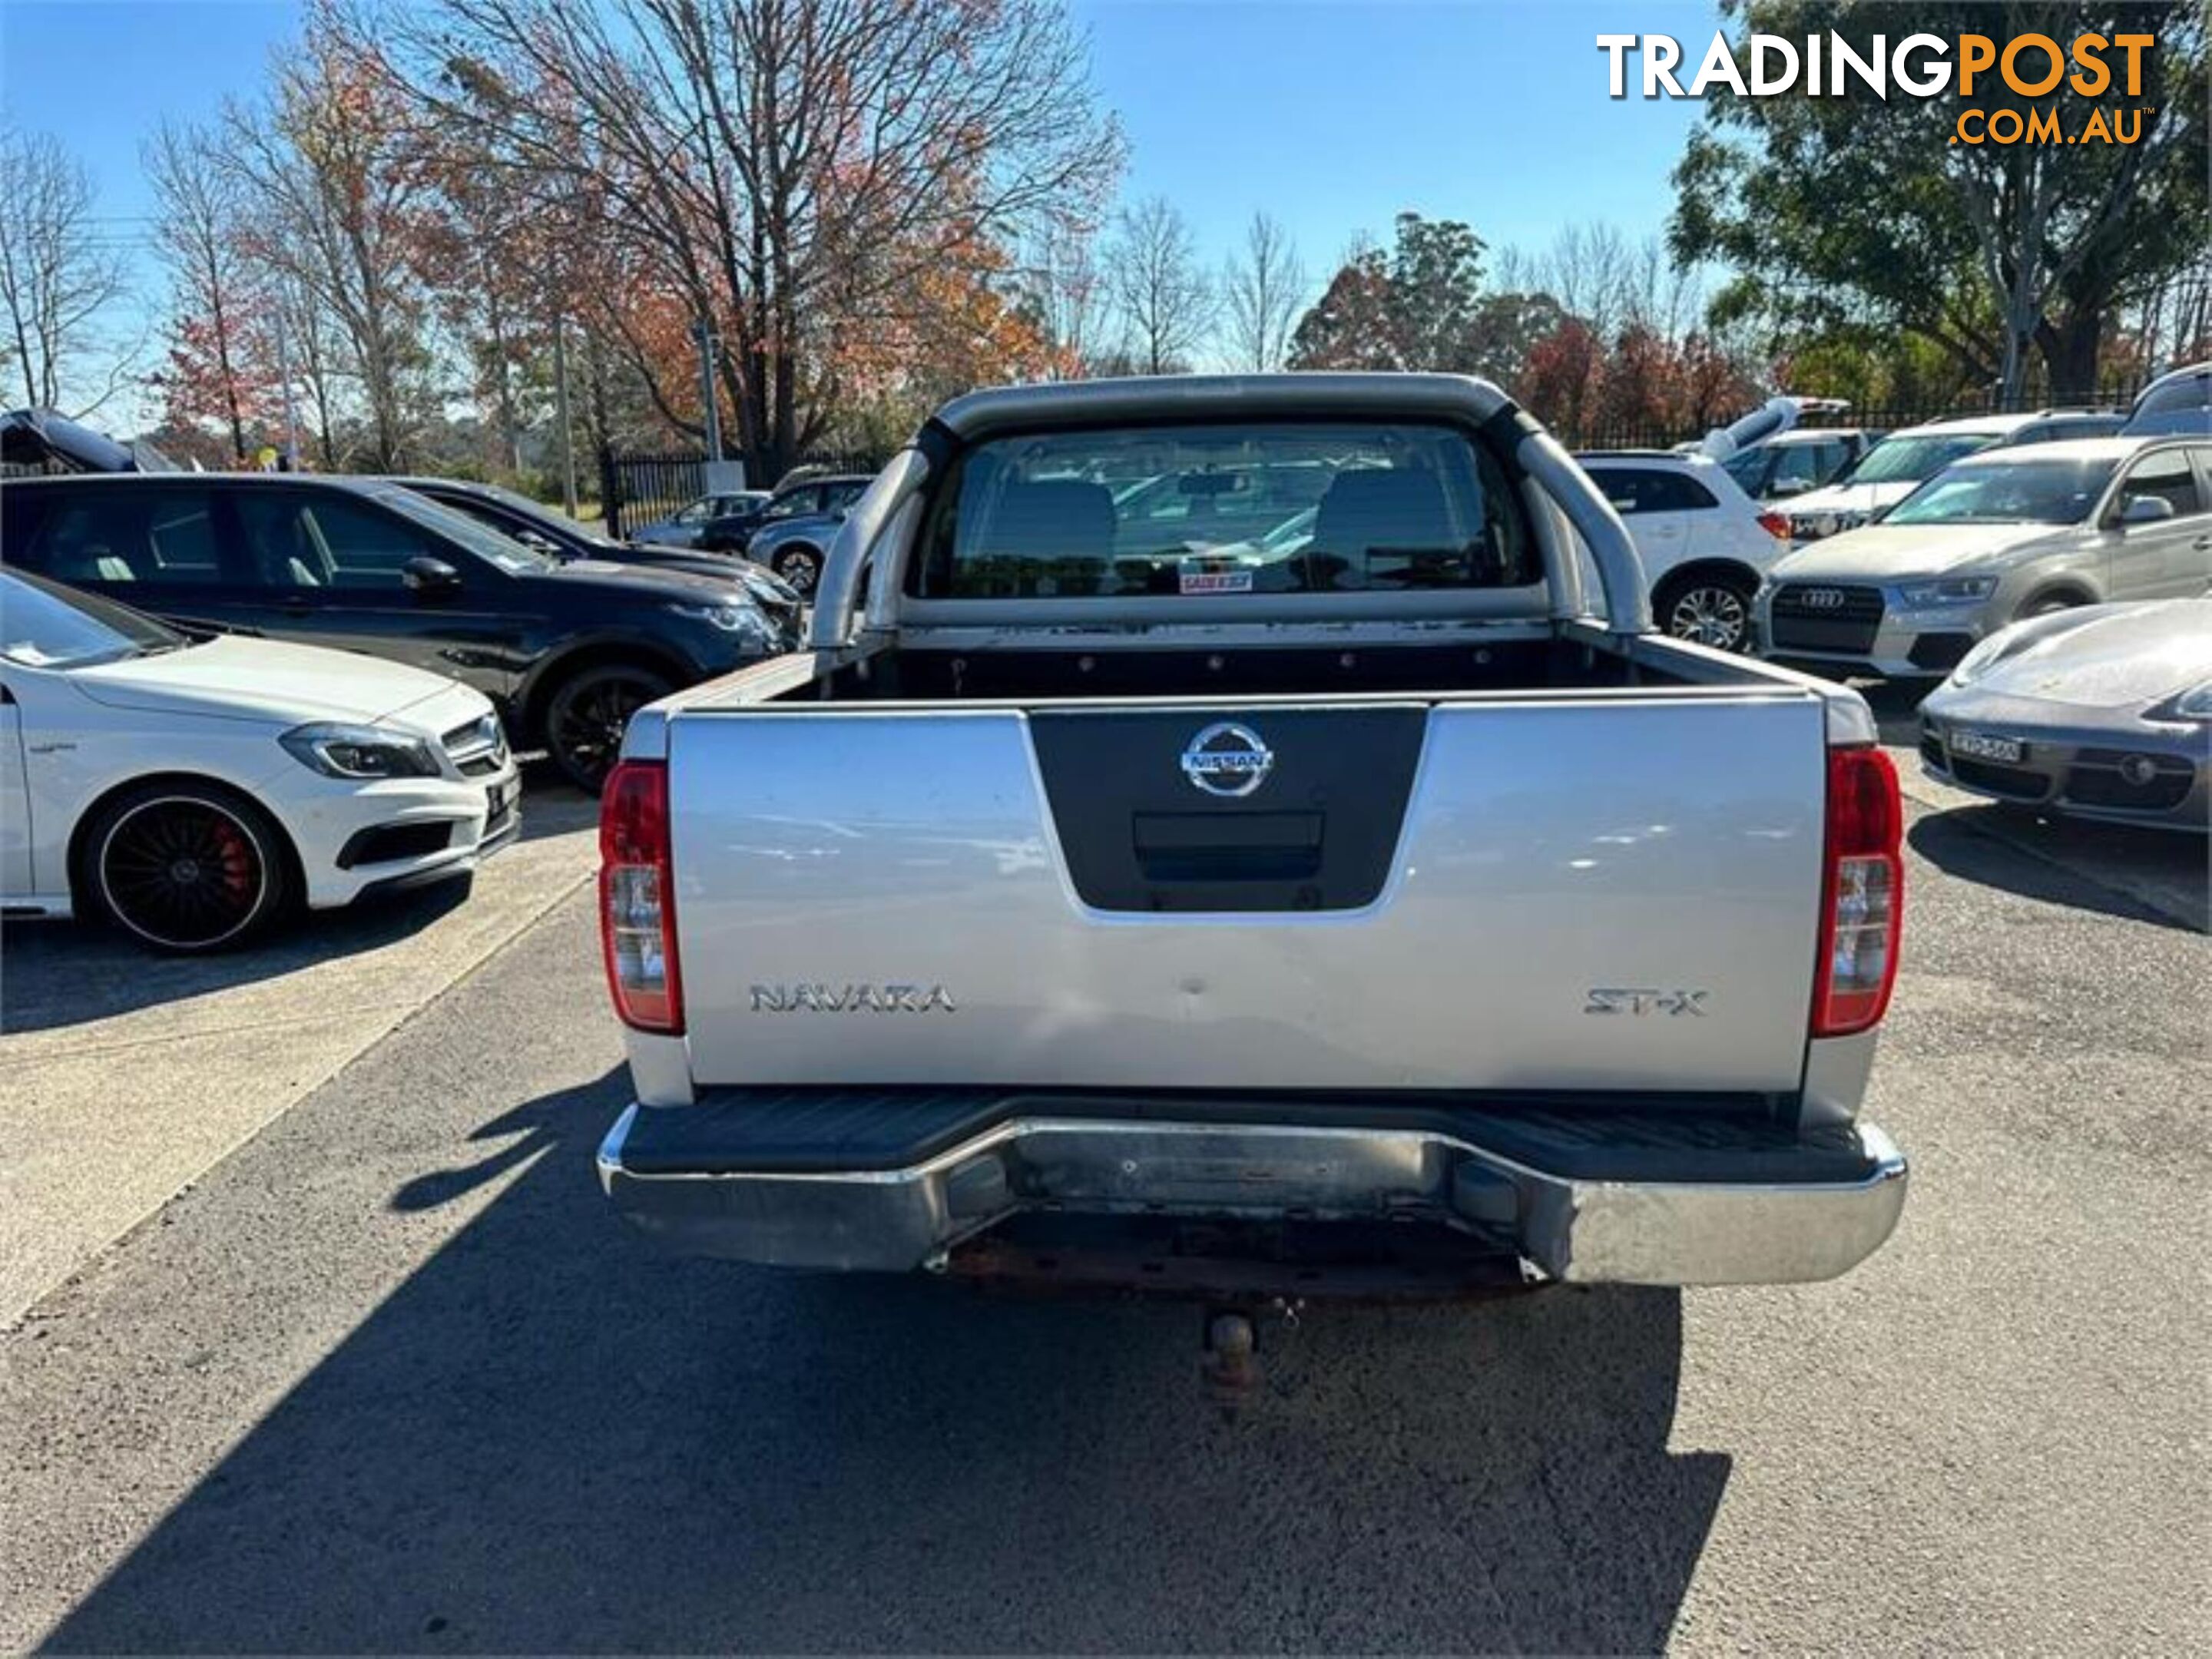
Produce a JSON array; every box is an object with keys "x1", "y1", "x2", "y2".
[
  {"x1": 666, "y1": 600, "x2": 777, "y2": 648},
  {"x1": 280, "y1": 722, "x2": 441, "y2": 780},
  {"x1": 1899, "y1": 576, "x2": 1999, "y2": 608},
  {"x1": 2150, "y1": 679, "x2": 2212, "y2": 723}
]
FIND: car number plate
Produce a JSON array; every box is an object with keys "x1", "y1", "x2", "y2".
[{"x1": 1949, "y1": 730, "x2": 2025, "y2": 764}]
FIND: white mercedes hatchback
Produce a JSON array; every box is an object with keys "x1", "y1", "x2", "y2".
[{"x1": 1, "y1": 569, "x2": 520, "y2": 951}]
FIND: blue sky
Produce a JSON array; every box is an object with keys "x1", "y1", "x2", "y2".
[
  {"x1": 1, "y1": 0, "x2": 1725, "y2": 412},
  {"x1": 1089, "y1": 0, "x2": 1720, "y2": 276}
]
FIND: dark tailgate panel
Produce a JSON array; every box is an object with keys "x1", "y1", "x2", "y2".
[{"x1": 1028, "y1": 706, "x2": 1426, "y2": 912}]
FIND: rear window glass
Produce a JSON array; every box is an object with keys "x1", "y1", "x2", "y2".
[
  {"x1": 2125, "y1": 375, "x2": 2212, "y2": 435},
  {"x1": 8, "y1": 486, "x2": 237, "y2": 587},
  {"x1": 1721, "y1": 449, "x2": 1770, "y2": 492},
  {"x1": 910, "y1": 422, "x2": 1537, "y2": 599},
  {"x1": 1583, "y1": 466, "x2": 1719, "y2": 515},
  {"x1": 2141, "y1": 376, "x2": 2210, "y2": 415}
]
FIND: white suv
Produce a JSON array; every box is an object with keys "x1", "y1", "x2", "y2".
[{"x1": 1576, "y1": 451, "x2": 1790, "y2": 650}]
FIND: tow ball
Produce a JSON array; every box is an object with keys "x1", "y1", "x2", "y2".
[{"x1": 1200, "y1": 1302, "x2": 1297, "y2": 1413}]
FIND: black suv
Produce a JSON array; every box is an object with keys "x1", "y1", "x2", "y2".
[
  {"x1": 392, "y1": 475, "x2": 806, "y2": 642},
  {"x1": 0, "y1": 473, "x2": 786, "y2": 790},
  {"x1": 700, "y1": 472, "x2": 873, "y2": 557}
]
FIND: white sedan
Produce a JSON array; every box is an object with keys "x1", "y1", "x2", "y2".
[{"x1": 1, "y1": 569, "x2": 521, "y2": 951}]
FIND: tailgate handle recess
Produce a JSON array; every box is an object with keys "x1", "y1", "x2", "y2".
[{"x1": 1132, "y1": 812, "x2": 1323, "y2": 883}]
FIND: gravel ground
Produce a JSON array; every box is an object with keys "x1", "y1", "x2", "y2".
[{"x1": 1, "y1": 787, "x2": 2206, "y2": 1654}]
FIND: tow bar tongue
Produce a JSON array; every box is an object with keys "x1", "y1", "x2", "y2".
[{"x1": 1201, "y1": 1309, "x2": 1260, "y2": 1415}]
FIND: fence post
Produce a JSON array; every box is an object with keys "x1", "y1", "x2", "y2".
[{"x1": 599, "y1": 446, "x2": 623, "y2": 540}]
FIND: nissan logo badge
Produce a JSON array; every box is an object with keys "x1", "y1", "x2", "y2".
[{"x1": 1181, "y1": 721, "x2": 1274, "y2": 798}]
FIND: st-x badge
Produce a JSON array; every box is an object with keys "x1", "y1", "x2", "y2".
[{"x1": 1181, "y1": 721, "x2": 1274, "y2": 798}]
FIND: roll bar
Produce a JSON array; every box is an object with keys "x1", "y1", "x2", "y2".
[{"x1": 808, "y1": 375, "x2": 1655, "y2": 649}]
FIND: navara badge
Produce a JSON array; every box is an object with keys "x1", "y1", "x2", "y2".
[{"x1": 1181, "y1": 722, "x2": 1274, "y2": 798}]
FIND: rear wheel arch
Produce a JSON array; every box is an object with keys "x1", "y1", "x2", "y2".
[{"x1": 1652, "y1": 557, "x2": 1763, "y2": 601}]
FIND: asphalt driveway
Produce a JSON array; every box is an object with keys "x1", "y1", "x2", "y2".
[{"x1": 1, "y1": 757, "x2": 2205, "y2": 1653}]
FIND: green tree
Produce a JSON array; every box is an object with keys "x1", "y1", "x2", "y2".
[
  {"x1": 1672, "y1": 1, "x2": 2208, "y2": 402},
  {"x1": 1287, "y1": 214, "x2": 1487, "y2": 371}
]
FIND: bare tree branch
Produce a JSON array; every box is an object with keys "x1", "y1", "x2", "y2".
[
  {"x1": 0, "y1": 124, "x2": 134, "y2": 411},
  {"x1": 1221, "y1": 211, "x2": 1305, "y2": 373}
]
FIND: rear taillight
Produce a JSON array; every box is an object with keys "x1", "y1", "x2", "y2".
[
  {"x1": 600, "y1": 759, "x2": 683, "y2": 1033},
  {"x1": 1813, "y1": 746, "x2": 1903, "y2": 1037},
  {"x1": 1758, "y1": 509, "x2": 1792, "y2": 541}
]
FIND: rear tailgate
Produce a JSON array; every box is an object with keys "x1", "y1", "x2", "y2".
[{"x1": 668, "y1": 693, "x2": 1826, "y2": 1094}]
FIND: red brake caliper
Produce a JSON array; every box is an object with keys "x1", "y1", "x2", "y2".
[{"x1": 208, "y1": 816, "x2": 253, "y2": 896}]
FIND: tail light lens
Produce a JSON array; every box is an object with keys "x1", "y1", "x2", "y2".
[
  {"x1": 1813, "y1": 746, "x2": 1903, "y2": 1036},
  {"x1": 600, "y1": 760, "x2": 683, "y2": 1033},
  {"x1": 1758, "y1": 509, "x2": 1792, "y2": 541}
]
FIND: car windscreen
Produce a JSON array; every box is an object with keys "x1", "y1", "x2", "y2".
[
  {"x1": 909, "y1": 421, "x2": 1538, "y2": 599},
  {"x1": 374, "y1": 488, "x2": 558, "y2": 574},
  {"x1": 1883, "y1": 456, "x2": 2120, "y2": 525},
  {"x1": 1845, "y1": 433, "x2": 2002, "y2": 485},
  {"x1": 0, "y1": 568, "x2": 188, "y2": 667}
]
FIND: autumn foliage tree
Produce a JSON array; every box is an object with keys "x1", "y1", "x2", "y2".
[
  {"x1": 1286, "y1": 212, "x2": 1761, "y2": 443},
  {"x1": 363, "y1": 0, "x2": 1122, "y2": 481},
  {"x1": 144, "y1": 118, "x2": 277, "y2": 459},
  {"x1": 1288, "y1": 215, "x2": 1488, "y2": 373},
  {"x1": 224, "y1": 5, "x2": 443, "y2": 469}
]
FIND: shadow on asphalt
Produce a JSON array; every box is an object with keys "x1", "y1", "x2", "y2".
[
  {"x1": 514, "y1": 764, "x2": 600, "y2": 841},
  {"x1": 44, "y1": 1068, "x2": 1729, "y2": 1655},
  {"x1": 1908, "y1": 808, "x2": 2208, "y2": 932},
  {"x1": 0, "y1": 879, "x2": 478, "y2": 1035},
  {"x1": 1859, "y1": 677, "x2": 1933, "y2": 747},
  {"x1": 0, "y1": 779, "x2": 600, "y2": 1037}
]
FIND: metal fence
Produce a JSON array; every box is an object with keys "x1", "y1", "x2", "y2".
[
  {"x1": 598, "y1": 448, "x2": 889, "y2": 538},
  {"x1": 598, "y1": 450, "x2": 704, "y2": 540}
]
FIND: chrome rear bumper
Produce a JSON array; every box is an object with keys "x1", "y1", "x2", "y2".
[{"x1": 598, "y1": 1107, "x2": 1908, "y2": 1288}]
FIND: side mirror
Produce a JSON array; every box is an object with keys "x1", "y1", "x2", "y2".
[
  {"x1": 1769, "y1": 477, "x2": 1811, "y2": 498},
  {"x1": 403, "y1": 555, "x2": 462, "y2": 597},
  {"x1": 516, "y1": 530, "x2": 561, "y2": 554},
  {"x1": 2118, "y1": 494, "x2": 2176, "y2": 526}
]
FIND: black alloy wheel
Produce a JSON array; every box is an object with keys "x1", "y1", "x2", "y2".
[
  {"x1": 89, "y1": 786, "x2": 288, "y2": 952},
  {"x1": 545, "y1": 664, "x2": 674, "y2": 793},
  {"x1": 772, "y1": 545, "x2": 823, "y2": 598}
]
